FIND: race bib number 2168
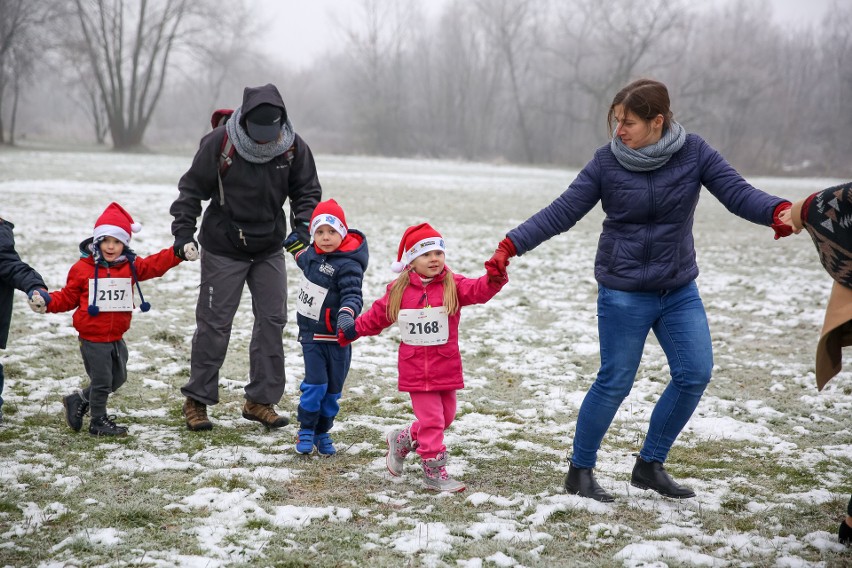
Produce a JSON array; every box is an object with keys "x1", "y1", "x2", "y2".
[{"x1": 397, "y1": 307, "x2": 449, "y2": 346}]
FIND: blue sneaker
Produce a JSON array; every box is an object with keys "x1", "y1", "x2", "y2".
[
  {"x1": 295, "y1": 429, "x2": 314, "y2": 455},
  {"x1": 314, "y1": 433, "x2": 336, "y2": 456}
]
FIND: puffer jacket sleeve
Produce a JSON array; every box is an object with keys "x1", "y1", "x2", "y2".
[
  {"x1": 133, "y1": 247, "x2": 182, "y2": 281},
  {"x1": 46, "y1": 262, "x2": 87, "y2": 314},
  {"x1": 698, "y1": 137, "x2": 785, "y2": 225},
  {"x1": 354, "y1": 284, "x2": 393, "y2": 337},
  {"x1": 295, "y1": 247, "x2": 312, "y2": 272},
  {"x1": 454, "y1": 272, "x2": 506, "y2": 308},
  {"x1": 507, "y1": 155, "x2": 602, "y2": 256},
  {"x1": 336, "y1": 260, "x2": 365, "y2": 315}
]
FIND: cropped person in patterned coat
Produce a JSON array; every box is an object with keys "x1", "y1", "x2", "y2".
[{"x1": 784, "y1": 181, "x2": 852, "y2": 545}]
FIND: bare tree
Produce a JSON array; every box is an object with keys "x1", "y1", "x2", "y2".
[
  {"x1": 408, "y1": 0, "x2": 501, "y2": 159},
  {"x1": 549, "y1": 0, "x2": 690, "y2": 147},
  {"x1": 337, "y1": 0, "x2": 423, "y2": 155},
  {"x1": 815, "y1": 1, "x2": 852, "y2": 174},
  {"x1": 69, "y1": 0, "x2": 214, "y2": 150},
  {"x1": 0, "y1": 1, "x2": 57, "y2": 145},
  {"x1": 474, "y1": 0, "x2": 542, "y2": 163}
]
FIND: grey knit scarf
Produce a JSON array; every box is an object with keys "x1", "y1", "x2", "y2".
[
  {"x1": 225, "y1": 106, "x2": 296, "y2": 164},
  {"x1": 610, "y1": 121, "x2": 686, "y2": 172}
]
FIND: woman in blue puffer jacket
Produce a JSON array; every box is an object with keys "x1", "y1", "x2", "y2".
[{"x1": 488, "y1": 78, "x2": 796, "y2": 502}]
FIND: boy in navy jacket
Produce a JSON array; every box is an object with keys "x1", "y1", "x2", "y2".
[{"x1": 293, "y1": 199, "x2": 367, "y2": 455}]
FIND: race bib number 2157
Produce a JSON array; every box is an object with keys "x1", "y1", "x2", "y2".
[{"x1": 88, "y1": 277, "x2": 133, "y2": 312}]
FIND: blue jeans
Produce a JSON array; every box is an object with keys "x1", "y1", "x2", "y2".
[{"x1": 571, "y1": 281, "x2": 713, "y2": 468}]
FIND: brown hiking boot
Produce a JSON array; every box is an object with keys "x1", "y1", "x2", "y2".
[
  {"x1": 182, "y1": 397, "x2": 212, "y2": 431},
  {"x1": 242, "y1": 400, "x2": 289, "y2": 428}
]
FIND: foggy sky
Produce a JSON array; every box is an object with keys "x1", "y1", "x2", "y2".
[{"x1": 251, "y1": 0, "x2": 836, "y2": 70}]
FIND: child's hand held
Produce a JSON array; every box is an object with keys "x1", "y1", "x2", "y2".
[
  {"x1": 484, "y1": 257, "x2": 508, "y2": 284},
  {"x1": 337, "y1": 329, "x2": 354, "y2": 347},
  {"x1": 488, "y1": 237, "x2": 516, "y2": 274},
  {"x1": 174, "y1": 239, "x2": 199, "y2": 261},
  {"x1": 283, "y1": 231, "x2": 307, "y2": 256},
  {"x1": 337, "y1": 310, "x2": 357, "y2": 340},
  {"x1": 27, "y1": 288, "x2": 50, "y2": 314}
]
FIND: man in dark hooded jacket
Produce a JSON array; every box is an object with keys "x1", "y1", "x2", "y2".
[
  {"x1": 170, "y1": 83, "x2": 322, "y2": 431},
  {"x1": 0, "y1": 217, "x2": 50, "y2": 424}
]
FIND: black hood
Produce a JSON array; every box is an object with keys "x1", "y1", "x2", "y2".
[{"x1": 239, "y1": 84, "x2": 288, "y2": 129}]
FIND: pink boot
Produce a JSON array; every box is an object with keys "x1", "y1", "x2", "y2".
[
  {"x1": 386, "y1": 426, "x2": 415, "y2": 476},
  {"x1": 421, "y1": 451, "x2": 465, "y2": 493}
]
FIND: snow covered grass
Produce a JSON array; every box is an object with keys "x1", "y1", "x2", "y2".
[{"x1": 0, "y1": 146, "x2": 850, "y2": 567}]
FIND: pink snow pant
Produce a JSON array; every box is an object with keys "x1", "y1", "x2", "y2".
[{"x1": 409, "y1": 390, "x2": 457, "y2": 459}]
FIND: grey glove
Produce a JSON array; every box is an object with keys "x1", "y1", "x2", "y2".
[
  {"x1": 27, "y1": 288, "x2": 50, "y2": 314},
  {"x1": 174, "y1": 239, "x2": 199, "y2": 261}
]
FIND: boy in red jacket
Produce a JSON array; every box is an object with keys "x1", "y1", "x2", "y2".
[{"x1": 37, "y1": 203, "x2": 184, "y2": 436}]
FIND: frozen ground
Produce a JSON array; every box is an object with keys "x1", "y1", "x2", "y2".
[{"x1": 0, "y1": 147, "x2": 849, "y2": 567}]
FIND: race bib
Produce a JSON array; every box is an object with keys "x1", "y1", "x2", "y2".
[
  {"x1": 88, "y1": 278, "x2": 133, "y2": 312},
  {"x1": 296, "y1": 276, "x2": 329, "y2": 321},
  {"x1": 398, "y1": 307, "x2": 449, "y2": 346}
]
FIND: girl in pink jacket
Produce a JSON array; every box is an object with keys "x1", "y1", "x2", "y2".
[{"x1": 341, "y1": 223, "x2": 507, "y2": 492}]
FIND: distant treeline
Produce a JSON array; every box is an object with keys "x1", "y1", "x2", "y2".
[{"x1": 3, "y1": 0, "x2": 850, "y2": 176}]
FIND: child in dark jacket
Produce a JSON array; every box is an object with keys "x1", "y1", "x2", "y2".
[
  {"x1": 340, "y1": 223, "x2": 507, "y2": 492},
  {"x1": 293, "y1": 199, "x2": 368, "y2": 455},
  {"x1": 0, "y1": 217, "x2": 50, "y2": 424},
  {"x1": 38, "y1": 203, "x2": 183, "y2": 436}
]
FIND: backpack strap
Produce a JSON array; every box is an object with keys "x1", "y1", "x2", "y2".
[{"x1": 217, "y1": 132, "x2": 235, "y2": 207}]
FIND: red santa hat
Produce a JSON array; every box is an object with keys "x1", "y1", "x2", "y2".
[
  {"x1": 391, "y1": 223, "x2": 445, "y2": 273},
  {"x1": 92, "y1": 202, "x2": 141, "y2": 246},
  {"x1": 310, "y1": 199, "x2": 348, "y2": 240}
]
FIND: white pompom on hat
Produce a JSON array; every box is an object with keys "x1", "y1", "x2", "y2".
[
  {"x1": 92, "y1": 202, "x2": 141, "y2": 246},
  {"x1": 309, "y1": 198, "x2": 348, "y2": 240},
  {"x1": 390, "y1": 223, "x2": 445, "y2": 273}
]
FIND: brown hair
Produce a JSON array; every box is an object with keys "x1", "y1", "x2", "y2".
[
  {"x1": 607, "y1": 78, "x2": 673, "y2": 135},
  {"x1": 386, "y1": 268, "x2": 459, "y2": 323}
]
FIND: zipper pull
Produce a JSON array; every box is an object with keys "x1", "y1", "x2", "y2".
[{"x1": 239, "y1": 228, "x2": 247, "y2": 246}]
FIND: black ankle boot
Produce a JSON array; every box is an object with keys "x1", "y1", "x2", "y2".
[
  {"x1": 630, "y1": 456, "x2": 695, "y2": 498},
  {"x1": 564, "y1": 462, "x2": 614, "y2": 502},
  {"x1": 839, "y1": 518, "x2": 852, "y2": 545},
  {"x1": 89, "y1": 414, "x2": 128, "y2": 437}
]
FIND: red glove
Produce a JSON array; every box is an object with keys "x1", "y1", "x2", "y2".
[
  {"x1": 337, "y1": 329, "x2": 353, "y2": 347},
  {"x1": 484, "y1": 257, "x2": 508, "y2": 284},
  {"x1": 487, "y1": 237, "x2": 517, "y2": 278},
  {"x1": 771, "y1": 201, "x2": 793, "y2": 240}
]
